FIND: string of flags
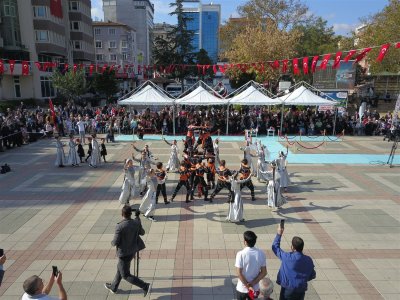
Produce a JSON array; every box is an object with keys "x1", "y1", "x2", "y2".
[{"x1": 0, "y1": 42, "x2": 398, "y2": 77}]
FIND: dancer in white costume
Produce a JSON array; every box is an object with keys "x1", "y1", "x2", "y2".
[
  {"x1": 240, "y1": 141, "x2": 255, "y2": 175},
  {"x1": 255, "y1": 141, "x2": 270, "y2": 182},
  {"x1": 277, "y1": 147, "x2": 290, "y2": 192},
  {"x1": 67, "y1": 135, "x2": 80, "y2": 166},
  {"x1": 139, "y1": 169, "x2": 157, "y2": 221},
  {"x1": 119, "y1": 159, "x2": 137, "y2": 205},
  {"x1": 164, "y1": 139, "x2": 180, "y2": 172},
  {"x1": 90, "y1": 134, "x2": 101, "y2": 168},
  {"x1": 213, "y1": 138, "x2": 221, "y2": 168},
  {"x1": 133, "y1": 150, "x2": 154, "y2": 195},
  {"x1": 226, "y1": 173, "x2": 252, "y2": 223},
  {"x1": 54, "y1": 136, "x2": 65, "y2": 167},
  {"x1": 264, "y1": 162, "x2": 286, "y2": 208}
]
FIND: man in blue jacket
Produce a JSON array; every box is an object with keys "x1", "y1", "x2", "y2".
[{"x1": 272, "y1": 224, "x2": 316, "y2": 300}]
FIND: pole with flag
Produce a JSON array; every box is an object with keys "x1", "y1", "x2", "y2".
[{"x1": 49, "y1": 98, "x2": 58, "y2": 131}]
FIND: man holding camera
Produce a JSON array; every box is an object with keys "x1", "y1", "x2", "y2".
[
  {"x1": 105, "y1": 205, "x2": 150, "y2": 296},
  {"x1": 21, "y1": 271, "x2": 67, "y2": 300},
  {"x1": 272, "y1": 222, "x2": 316, "y2": 300}
]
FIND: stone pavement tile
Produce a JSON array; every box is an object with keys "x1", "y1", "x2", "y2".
[
  {"x1": 330, "y1": 280, "x2": 358, "y2": 294},
  {"x1": 381, "y1": 294, "x2": 400, "y2": 300},
  {"x1": 192, "y1": 295, "x2": 213, "y2": 300},
  {"x1": 192, "y1": 279, "x2": 213, "y2": 294},
  {"x1": 311, "y1": 280, "x2": 338, "y2": 295}
]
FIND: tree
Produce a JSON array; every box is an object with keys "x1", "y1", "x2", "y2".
[
  {"x1": 51, "y1": 68, "x2": 87, "y2": 101},
  {"x1": 357, "y1": 0, "x2": 400, "y2": 74},
  {"x1": 92, "y1": 69, "x2": 119, "y2": 101}
]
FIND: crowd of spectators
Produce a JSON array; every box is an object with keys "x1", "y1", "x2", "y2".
[{"x1": 0, "y1": 101, "x2": 398, "y2": 152}]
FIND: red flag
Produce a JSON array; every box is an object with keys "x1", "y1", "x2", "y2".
[
  {"x1": 332, "y1": 51, "x2": 342, "y2": 69},
  {"x1": 196, "y1": 64, "x2": 202, "y2": 74},
  {"x1": 311, "y1": 56, "x2": 319, "y2": 73},
  {"x1": 202, "y1": 65, "x2": 210, "y2": 75},
  {"x1": 376, "y1": 43, "x2": 390, "y2": 62},
  {"x1": 272, "y1": 60, "x2": 280, "y2": 70},
  {"x1": 48, "y1": 98, "x2": 57, "y2": 128},
  {"x1": 22, "y1": 61, "x2": 30, "y2": 76},
  {"x1": 64, "y1": 63, "x2": 69, "y2": 72},
  {"x1": 282, "y1": 59, "x2": 288, "y2": 73},
  {"x1": 9, "y1": 60, "x2": 15, "y2": 74},
  {"x1": 73, "y1": 64, "x2": 78, "y2": 73},
  {"x1": 34, "y1": 62, "x2": 42, "y2": 71},
  {"x1": 109, "y1": 64, "x2": 115, "y2": 72},
  {"x1": 343, "y1": 50, "x2": 356, "y2": 62},
  {"x1": 302, "y1": 57, "x2": 309, "y2": 74},
  {"x1": 101, "y1": 64, "x2": 108, "y2": 73},
  {"x1": 396, "y1": 42, "x2": 400, "y2": 48},
  {"x1": 89, "y1": 64, "x2": 94, "y2": 75},
  {"x1": 218, "y1": 65, "x2": 227, "y2": 74},
  {"x1": 319, "y1": 54, "x2": 331, "y2": 70},
  {"x1": 292, "y1": 58, "x2": 300, "y2": 75},
  {"x1": 50, "y1": 0, "x2": 63, "y2": 18},
  {"x1": 354, "y1": 47, "x2": 372, "y2": 63},
  {"x1": 213, "y1": 65, "x2": 217, "y2": 74},
  {"x1": 0, "y1": 60, "x2": 4, "y2": 74}
]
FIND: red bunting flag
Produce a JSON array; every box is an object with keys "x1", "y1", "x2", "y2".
[
  {"x1": 218, "y1": 65, "x2": 227, "y2": 74},
  {"x1": 64, "y1": 63, "x2": 69, "y2": 72},
  {"x1": 396, "y1": 42, "x2": 400, "y2": 48},
  {"x1": 22, "y1": 61, "x2": 30, "y2": 76},
  {"x1": 332, "y1": 51, "x2": 342, "y2": 69},
  {"x1": 271, "y1": 60, "x2": 280, "y2": 70},
  {"x1": 319, "y1": 54, "x2": 331, "y2": 70},
  {"x1": 109, "y1": 64, "x2": 115, "y2": 72},
  {"x1": 0, "y1": 60, "x2": 4, "y2": 74},
  {"x1": 343, "y1": 50, "x2": 356, "y2": 62},
  {"x1": 354, "y1": 47, "x2": 372, "y2": 63},
  {"x1": 73, "y1": 64, "x2": 78, "y2": 73},
  {"x1": 50, "y1": 0, "x2": 63, "y2": 18},
  {"x1": 311, "y1": 55, "x2": 319, "y2": 73},
  {"x1": 48, "y1": 98, "x2": 57, "y2": 128},
  {"x1": 101, "y1": 64, "x2": 108, "y2": 73},
  {"x1": 376, "y1": 43, "x2": 390, "y2": 62},
  {"x1": 202, "y1": 65, "x2": 210, "y2": 75},
  {"x1": 196, "y1": 64, "x2": 202, "y2": 74},
  {"x1": 34, "y1": 62, "x2": 42, "y2": 71},
  {"x1": 302, "y1": 57, "x2": 309, "y2": 74},
  {"x1": 89, "y1": 64, "x2": 95, "y2": 75},
  {"x1": 282, "y1": 59, "x2": 288, "y2": 73},
  {"x1": 292, "y1": 58, "x2": 300, "y2": 75},
  {"x1": 213, "y1": 65, "x2": 217, "y2": 74},
  {"x1": 9, "y1": 60, "x2": 15, "y2": 74}
]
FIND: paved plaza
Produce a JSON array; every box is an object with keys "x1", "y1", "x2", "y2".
[{"x1": 0, "y1": 135, "x2": 399, "y2": 299}]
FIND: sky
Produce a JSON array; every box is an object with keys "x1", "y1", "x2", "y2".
[{"x1": 91, "y1": 0, "x2": 389, "y2": 36}]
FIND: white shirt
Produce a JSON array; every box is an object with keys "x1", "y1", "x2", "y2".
[
  {"x1": 22, "y1": 293, "x2": 58, "y2": 300},
  {"x1": 235, "y1": 246, "x2": 267, "y2": 293},
  {"x1": 77, "y1": 121, "x2": 85, "y2": 132}
]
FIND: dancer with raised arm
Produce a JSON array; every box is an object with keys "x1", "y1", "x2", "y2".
[
  {"x1": 119, "y1": 159, "x2": 137, "y2": 205},
  {"x1": 266, "y1": 162, "x2": 286, "y2": 208},
  {"x1": 190, "y1": 158, "x2": 209, "y2": 202},
  {"x1": 255, "y1": 141, "x2": 270, "y2": 182},
  {"x1": 209, "y1": 160, "x2": 234, "y2": 203},
  {"x1": 277, "y1": 146, "x2": 290, "y2": 192},
  {"x1": 164, "y1": 139, "x2": 180, "y2": 172},
  {"x1": 227, "y1": 172, "x2": 252, "y2": 223},
  {"x1": 139, "y1": 169, "x2": 157, "y2": 221}
]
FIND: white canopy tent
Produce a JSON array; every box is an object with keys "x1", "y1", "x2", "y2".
[
  {"x1": 118, "y1": 84, "x2": 174, "y2": 106},
  {"x1": 175, "y1": 86, "x2": 228, "y2": 106},
  {"x1": 229, "y1": 85, "x2": 282, "y2": 105}
]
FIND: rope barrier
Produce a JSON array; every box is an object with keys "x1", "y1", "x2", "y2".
[
  {"x1": 326, "y1": 130, "x2": 345, "y2": 142},
  {"x1": 295, "y1": 140, "x2": 326, "y2": 149}
]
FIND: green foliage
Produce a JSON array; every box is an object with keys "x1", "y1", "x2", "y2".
[
  {"x1": 357, "y1": 0, "x2": 400, "y2": 74},
  {"x1": 92, "y1": 68, "x2": 119, "y2": 100},
  {"x1": 51, "y1": 69, "x2": 87, "y2": 101}
]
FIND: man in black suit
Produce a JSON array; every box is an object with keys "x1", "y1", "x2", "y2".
[{"x1": 105, "y1": 206, "x2": 151, "y2": 296}]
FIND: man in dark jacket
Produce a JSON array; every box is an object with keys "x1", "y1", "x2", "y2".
[{"x1": 105, "y1": 206, "x2": 151, "y2": 296}]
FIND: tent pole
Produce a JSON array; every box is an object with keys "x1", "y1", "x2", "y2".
[
  {"x1": 173, "y1": 104, "x2": 176, "y2": 136},
  {"x1": 332, "y1": 107, "x2": 338, "y2": 136},
  {"x1": 226, "y1": 105, "x2": 230, "y2": 135},
  {"x1": 280, "y1": 104, "x2": 284, "y2": 133}
]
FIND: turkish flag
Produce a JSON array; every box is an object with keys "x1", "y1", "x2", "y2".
[
  {"x1": 292, "y1": 58, "x2": 300, "y2": 75},
  {"x1": 64, "y1": 63, "x2": 69, "y2": 72},
  {"x1": 89, "y1": 64, "x2": 95, "y2": 75},
  {"x1": 22, "y1": 61, "x2": 30, "y2": 76},
  {"x1": 354, "y1": 47, "x2": 372, "y2": 63},
  {"x1": 202, "y1": 65, "x2": 210, "y2": 75},
  {"x1": 302, "y1": 57, "x2": 309, "y2": 74},
  {"x1": 0, "y1": 60, "x2": 4, "y2": 74},
  {"x1": 376, "y1": 43, "x2": 390, "y2": 62},
  {"x1": 34, "y1": 62, "x2": 42, "y2": 71},
  {"x1": 270, "y1": 60, "x2": 279, "y2": 70},
  {"x1": 282, "y1": 59, "x2": 288, "y2": 73},
  {"x1": 218, "y1": 65, "x2": 227, "y2": 74},
  {"x1": 396, "y1": 42, "x2": 400, "y2": 48},
  {"x1": 49, "y1": 98, "x2": 57, "y2": 128},
  {"x1": 101, "y1": 64, "x2": 108, "y2": 73},
  {"x1": 332, "y1": 51, "x2": 342, "y2": 69},
  {"x1": 9, "y1": 60, "x2": 15, "y2": 74},
  {"x1": 50, "y1": 0, "x2": 63, "y2": 18},
  {"x1": 343, "y1": 50, "x2": 356, "y2": 62},
  {"x1": 109, "y1": 65, "x2": 115, "y2": 72},
  {"x1": 319, "y1": 54, "x2": 331, "y2": 70},
  {"x1": 311, "y1": 56, "x2": 319, "y2": 73},
  {"x1": 73, "y1": 64, "x2": 78, "y2": 73}
]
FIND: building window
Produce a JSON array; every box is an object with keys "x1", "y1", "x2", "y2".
[
  {"x1": 4, "y1": 1, "x2": 16, "y2": 16},
  {"x1": 122, "y1": 53, "x2": 128, "y2": 60},
  {"x1": 110, "y1": 54, "x2": 117, "y2": 61},
  {"x1": 96, "y1": 54, "x2": 103, "y2": 61},
  {"x1": 69, "y1": 1, "x2": 79, "y2": 11},
  {"x1": 35, "y1": 30, "x2": 49, "y2": 42},
  {"x1": 14, "y1": 76, "x2": 21, "y2": 98},
  {"x1": 95, "y1": 40, "x2": 102, "y2": 48},
  {"x1": 94, "y1": 28, "x2": 101, "y2": 35},
  {"x1": 103, "y1": 0, "x2": 116, "y2": 6},
  {"x1": 70, "y1": 21, "x2": 80, "y2": 31},
  {"x1": 109, "y1": 41, "x2": 116, "y2": 48},
  {"x1": 109, "y1": 28, "x2": 116, "y2": 35},
  {"x1": 33, "y1": 6, "x2": 47, "y2": 18},
  {"x1": 121, "y1": 40, "x2": 128, "y2": 48},
  {"x1": 74, "y1": 41, "x2": 81, "y2": 49},
  {"x1": 40, "y1": 76, "x2": 55, "y2": 98}
]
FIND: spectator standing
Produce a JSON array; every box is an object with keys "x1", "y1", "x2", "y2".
[
  {"x1": 0, "y1": 250, "x2": 6, "y2": 286},
  {"x1": 76, "y1": 117, "x2": 86, "y2": 144},
  {"x1": 235, "y1": 231, "x2": 267, "y2": 300},
  {"x1": 272, "y1": 224, "x2": 316, "y2": 300},
  {"x1": 21, "y1": 271, "x2": 67, "y2": 300}
]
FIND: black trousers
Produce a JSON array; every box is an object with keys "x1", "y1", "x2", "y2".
[
  {"x1": 156, "y1": 183, "x2": 167, "y2": 203},
  {"x1": 279, "y1": 287, "x2": 305, "y2": 300},
  {"x1": 191, "y1": 176, "x2": 208, "y2": 200},
  {"x1": 206, "y1": 172, "x2": 215, "y2": 189},
  {"x1": 211, "y1": 180, "x2": 233, "y2": 200},
  {"x1": 236, "y1": 290, "x2": 251, "y2": 300},
  {"x1": 110, "y1": 254, "x2": 147, "y2": 291},
  {"x1": 172, "y1": 180, "x2": 191, "y2": 201},
  {"x1": 240, "y1": 179, "x2": 255, "y2": 199}
]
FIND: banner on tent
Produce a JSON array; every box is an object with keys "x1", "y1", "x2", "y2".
[
  {"x1": 313, "y1": 61, "x2": 356, "y2": 90},
  {"x1": 319, "y1": 91, "x2": 348, "y2": 113}
]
